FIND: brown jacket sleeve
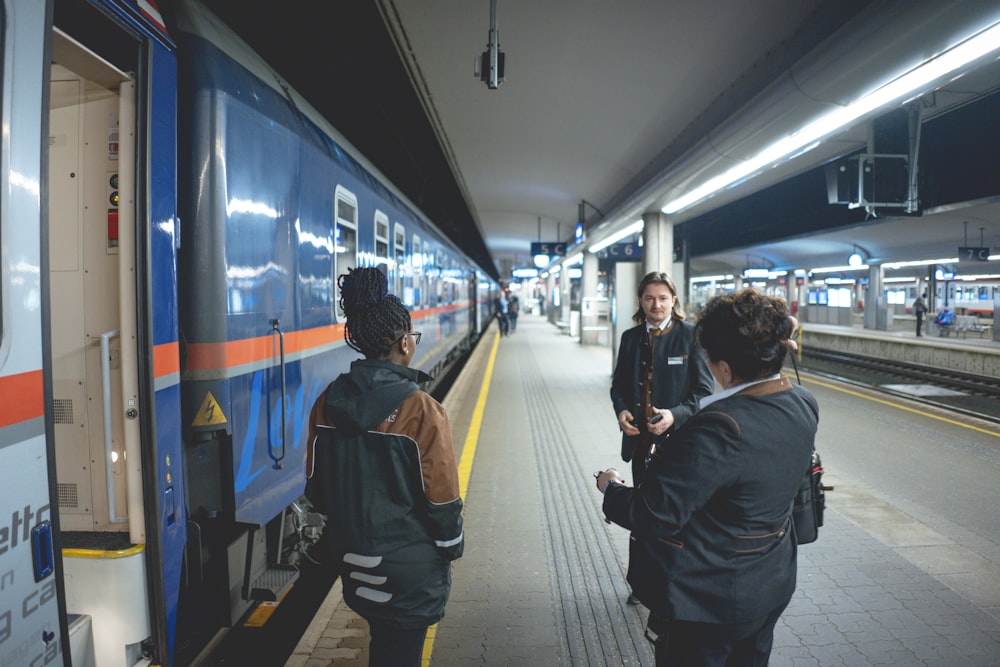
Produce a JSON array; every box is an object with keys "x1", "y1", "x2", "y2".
[{"x1": 384, "y1": 390, "x2": 462, "y2": 504}]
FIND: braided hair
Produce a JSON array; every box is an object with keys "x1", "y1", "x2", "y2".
[{"x1": 338, "y1": 267, "x2": 411, "y2": 359}]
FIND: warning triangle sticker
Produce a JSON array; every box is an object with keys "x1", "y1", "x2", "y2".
[{"x1": 193, "y1": 391, "x2": 228, "y2": 426}]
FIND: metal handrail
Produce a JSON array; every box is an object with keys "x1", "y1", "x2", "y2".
[
  {"x1": 269, "y1": 319, "x2": 287, "y2": 469},
  {"x1": 100, "y1": 329, "x2": 127, "y2": 523}
]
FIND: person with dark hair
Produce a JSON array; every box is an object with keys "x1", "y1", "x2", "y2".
[
  {"x1": 610, "y1": 270, "x2": 714, "y2": 605},
  {"x1": 507, "y1": 291, "x2": 520, "y2": 333},
  {"x1": 495, "y1": 289, "x2": 510, "y2": 336},
  {"x1": 913, "y1": 292, "x2": 928, "y2": 336},
  {"x1": 306, "y1": 266, "x2": 464, "y2": 667},
  {"x1": 596, "y1": 288, "x2": 818, "y2": 666}
]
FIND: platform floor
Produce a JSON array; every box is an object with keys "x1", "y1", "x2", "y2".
[{"x1": 286, "y1": 313, "x2": 1000, "y2": 667}]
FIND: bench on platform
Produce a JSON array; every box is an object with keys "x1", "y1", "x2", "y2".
[{"x1": 939, "y1": 315, "x2": 992, "y2": 338}]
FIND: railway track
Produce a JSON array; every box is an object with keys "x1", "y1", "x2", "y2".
[{"x1": 795, "y1": 347, "x2": 1000, "y2": 424}]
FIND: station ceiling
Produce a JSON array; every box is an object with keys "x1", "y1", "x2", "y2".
[{"x1": 201, "y1": 0, "x2": 1000, "y2": 283}]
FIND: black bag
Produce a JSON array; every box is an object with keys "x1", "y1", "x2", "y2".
[{"x1": 792, "y1": 449, "x2": 825, "y2": 544}]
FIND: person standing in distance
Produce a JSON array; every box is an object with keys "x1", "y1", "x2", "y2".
[
  {"x1": 610, "y1": 271, "x2": 714, "y2": 604},
  {"x1": 306, "y1": 267, "x2": 464, "y2": 667},
  {"x1": 913, "y1": 292, "x2": 928, "y2": 337}
]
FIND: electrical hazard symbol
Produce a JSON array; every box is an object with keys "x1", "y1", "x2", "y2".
[{"x1": 193, "y1": 391, "x2": 228, "y2": 426}]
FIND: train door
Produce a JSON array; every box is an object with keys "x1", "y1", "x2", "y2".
[
  {"x1": 48, "y1": 24, "x2": 153, "y2": 667},
  {"x1": 44, "y1": 3, "x2": 183, "y2": 665},
  {"x1": 1, "y1": 3, "x2": 68, "y2": 666}
]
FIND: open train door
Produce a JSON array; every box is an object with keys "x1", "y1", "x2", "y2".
[
  {"x1": 0, "y1": 1, "x2": 70, "y2": 666},
  {"x1": 44, "y1": 2, "x2": 183, "y2": 665}
]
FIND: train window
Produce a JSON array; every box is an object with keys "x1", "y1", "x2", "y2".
[
  {"x1": 420, "y1": 241, "x2": 434, "y2": 308},
  {"x1": 374, "y1": 210, "x2": 389, "y2": 276},
  {"x1": 334, "y1": 186, "x2": 358, "y2": 318},
  {"x1": 393, "y1": 223, "x2": 406, "y2": 302},
  {"x1": 436, "y1": 249, "x2": 446, "y2": 305},
  {"x1": 412, "y1": 233, "x2": 423, "y2": 308}
]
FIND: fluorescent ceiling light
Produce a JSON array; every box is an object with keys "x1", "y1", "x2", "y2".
[
  {"x1": 662, "y1": 21, "x2": 1000, "y2": 215},
  {"x1": 690, "y1": 274, "x2": 732, "y2": 283},
  {"x1": 810, "y1": 264, "x2": 868, "y2": 274},
  {"x1": 588, "y1": 220, "x2": 644, "y2": 253},
  {"x1": 882, "y1": 257, "x2": 958, "y2": 269},
  {"x1": 955, "y1": 273, "x2": 1000, "y2": 280}
]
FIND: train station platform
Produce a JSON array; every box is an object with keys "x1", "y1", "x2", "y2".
[
  {"x1": 285, "y1": 313, "x2": 1000, "y2": 667},
  {"x1": 798, "y1": 321, "x2": 1000, "y2": 377}
]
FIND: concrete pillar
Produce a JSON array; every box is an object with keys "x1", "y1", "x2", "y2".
[
  {"x1": 864, "y1": 262, "x2": 886, "y2": 330},
  {"x1": 642, "y1": 212, "x2": 688, "y2": 309},
  {"x1": 560, "y1": 271, "x2": 571, "y2": 332},
  {"x1": 546, "y1": 271, "x2": 557, "y2": 322},
  {"x1": 580, "y1": 253, "x2": 603, "y2": 345},
  {"x1": 642, "y1": 212, "x2": 671, "y2": 276},
  {"x1": 612, "y1": 262, "x2": 641, "y2": 374},
  {"x1": 926, "y1": 265, "x2": 937, "y2": 313}
]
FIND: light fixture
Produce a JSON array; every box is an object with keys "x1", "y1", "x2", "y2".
[
  {"x1": 533, "y1": 253, "x2": 550, "y2": 268},
  {"x1": 662, "y1": 20, "x2": 1000, "y2": 216},
  {"x1": 810, "y1": 264, "x2": 868, "y2": 274},
  {"x1": 883, "y1": 257, "x2": 958, "y2": 269},
  {"x1": 588, "y1": 220, "x2": 644, "y2": 253},
  {"x1": 848, "y1": 244, "x2": 866, "y2": 267}
]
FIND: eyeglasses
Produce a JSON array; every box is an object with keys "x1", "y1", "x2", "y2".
[{"x1": 394, "y1": 331, "x2": 422, "y2": 345}]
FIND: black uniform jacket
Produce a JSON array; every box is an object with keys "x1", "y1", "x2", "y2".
[
  {"x1": 603, "y1": 377, "x2": 819, "y2": 624},
  {"x1": 610, "y1": 320, "x2": 714, "y2": 461}
]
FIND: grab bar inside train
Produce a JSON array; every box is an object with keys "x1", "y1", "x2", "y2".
[{"x1": 101, "y1": 329, "x2": 128, "y2": 524}]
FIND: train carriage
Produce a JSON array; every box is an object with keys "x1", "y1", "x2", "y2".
[{"x1": 0, "y1": 1, "x2": 497, "y2": 665}]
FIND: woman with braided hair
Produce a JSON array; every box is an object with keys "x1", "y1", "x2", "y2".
[{"x1": 306, "y1": 267, "x2": 464, "y2": 667}]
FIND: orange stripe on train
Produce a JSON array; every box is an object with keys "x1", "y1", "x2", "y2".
[
  {"x1": 185, "y1": 324, "x2": 345, "y2": 372},
  {"x1": 0, "y1": 370, "x2": 44, "y2": 428}
]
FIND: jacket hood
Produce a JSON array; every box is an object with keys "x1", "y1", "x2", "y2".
[{"x1": 324, "y1": 359, "x2": 433, "y2": 433}]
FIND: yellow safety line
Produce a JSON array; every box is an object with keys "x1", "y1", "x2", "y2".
[
  {"x1": 422, "y1": 330, "x2": 501, "y2": 665},
  {"x1": 802, "y1": 374, "x2": 1000, "y2": 437}
]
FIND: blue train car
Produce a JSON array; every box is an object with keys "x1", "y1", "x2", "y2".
[
  {"x1": 171, "y1": 2, "x2": 495, "y2": 659},
  {"x1": 0, "y1": 0, "x2": 496, "y2": 665}
]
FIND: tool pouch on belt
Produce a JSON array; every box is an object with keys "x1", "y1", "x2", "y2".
[{"x1": 792, "y1": 449, "x2": 825, "y2": 544}]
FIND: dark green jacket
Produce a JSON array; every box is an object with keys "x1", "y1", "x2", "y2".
[{"x1": 306, "y1": 359, "x2": 463, "y2": 629}]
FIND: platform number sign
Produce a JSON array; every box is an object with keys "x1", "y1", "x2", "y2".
[
  {"x1": 531, "y1": 242, "x2": 567, "y2": 257},
  {"x1": 604, "y1": 242, "x2": 642, "y2": 261},
  {"x1": 959, "y1": 246, "x2": 991, "y2": 261}
]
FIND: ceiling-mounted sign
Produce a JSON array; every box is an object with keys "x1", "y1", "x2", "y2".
[
  {"x1": 531, "y1": 242, "x2": 567, "y2": 257},
  {"x1": 958, "y1": 246, "x2": 991, "y2": 261},
  {"x1": 602, "y1": 243, "x2": 642, "y2": 261}
]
